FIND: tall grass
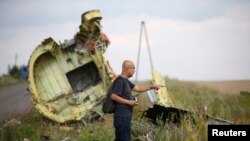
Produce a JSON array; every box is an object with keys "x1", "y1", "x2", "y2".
[
  {"x1": 132, "y1": 114, "x2": 208, "y2": 141},
  {"x1": 0, "y1": 110, "x2": 115, "y2": 141}
]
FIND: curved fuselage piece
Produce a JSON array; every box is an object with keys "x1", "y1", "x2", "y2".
[{"x1": 27, "y1": 10, "x2": 115, "y2": 123}]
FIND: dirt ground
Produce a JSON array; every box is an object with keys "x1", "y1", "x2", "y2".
[{"x1": 191, "y1": 80, "x2": 250, "y2": 95}]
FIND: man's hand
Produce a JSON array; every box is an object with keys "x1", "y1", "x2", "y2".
[{"x1": 128, "y1": 100, "x2": 138, "y2": 106}]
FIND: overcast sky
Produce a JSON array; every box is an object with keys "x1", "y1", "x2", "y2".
[{"x1": 0, "y1": 0, "x2": 249, "y2": 81}]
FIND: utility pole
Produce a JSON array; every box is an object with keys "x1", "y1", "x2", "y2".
[
  {"x1": 15, "y1": 54, "x2": 18, "y2": 66},
  {"x1": 135, "y1": 21, "x2": 154, "y2": 83}
]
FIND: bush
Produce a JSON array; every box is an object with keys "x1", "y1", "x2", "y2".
[{"x1": 8, "y1": 65, "x2": 21, "y2": 79}]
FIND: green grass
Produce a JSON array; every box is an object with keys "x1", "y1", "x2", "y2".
[
  {"x1": 0, "y1": 75, "x2": 25, "y2": 87},
  {"x1": 0, "y1": 111, "x2": 115, "y2": 141},
  {"x1": 0, "y1": 77, "x2": 250, "y2": 141}
]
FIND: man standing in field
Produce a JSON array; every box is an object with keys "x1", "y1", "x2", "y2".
[{"x1": 111, "y1": 60, "x2": 161, "y2": 141}]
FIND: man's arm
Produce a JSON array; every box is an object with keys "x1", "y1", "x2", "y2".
[
  {"x1": 132, "y1": 84, "x2": 161, "y2": 93},
  {"x1": 111, "y1": 93, "x2": 138, "y2": 106}
]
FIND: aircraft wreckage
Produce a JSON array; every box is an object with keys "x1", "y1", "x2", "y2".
[{"x1": 27, "y1": 10, "x2": 233, "y2": 124}]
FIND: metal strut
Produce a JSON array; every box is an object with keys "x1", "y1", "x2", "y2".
[{"x1": 135, "y1": 21, "x2": 154, "y2": 83}]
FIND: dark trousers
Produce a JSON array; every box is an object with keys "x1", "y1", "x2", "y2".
[{"x1": 114, "y1": 116, "x2": 132, "y2": 141}]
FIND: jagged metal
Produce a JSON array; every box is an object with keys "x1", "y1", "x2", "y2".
[
  {"x1": 28, "y1": 10, "x2": 115, "y2": 123},
  {"x1": 142, "y1": 70, "x2": 233, "y2": 125}
]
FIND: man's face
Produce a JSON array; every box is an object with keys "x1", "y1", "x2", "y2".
[{"x1": 127, "y1": 64, "x2": 135, "y2": 78}]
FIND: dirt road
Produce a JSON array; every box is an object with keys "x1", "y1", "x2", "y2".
[{"x1": 0, "y1": 82, "x2": 33, "y2": 121}]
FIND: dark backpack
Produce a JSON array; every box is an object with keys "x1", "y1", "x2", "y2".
[
  {"x1": 102, "y1": 83, "x2": 115, "y2": 114},
  {"x1": 102, "y1": 77, "x2": 122, "y2": 114}
]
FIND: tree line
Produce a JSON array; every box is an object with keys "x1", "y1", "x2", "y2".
[{"x1": 7, "y1": 64, "x2": 28, "y2": 79}]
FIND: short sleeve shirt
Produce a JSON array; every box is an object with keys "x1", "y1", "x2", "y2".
[{"x1": 112, "y1": 75, "x2": 135, "y2": 117}]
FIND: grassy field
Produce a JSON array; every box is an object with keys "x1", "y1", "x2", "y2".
[
  {"x1": 187, "y1": 80, "x2": 250, "y2": 95},
  {"x1": 0, "y1": 77, "x2": 249, "y2": 141},
  {"x1": 0, "y1": 75, "x2": 23, "y2": 87}
]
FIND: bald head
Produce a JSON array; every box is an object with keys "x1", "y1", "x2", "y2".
[
  {"x1": 122, "y1": 60, "x2": 134, "y2": 70},
  {"x1": 121, "y1": 60, "x2": 135, "y2": 78}
]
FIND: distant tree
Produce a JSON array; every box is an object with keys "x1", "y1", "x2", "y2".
[{"x1": 8, "y1": 64, "x2": 21, "y2": 78}]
